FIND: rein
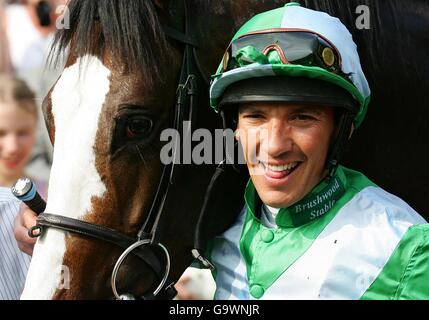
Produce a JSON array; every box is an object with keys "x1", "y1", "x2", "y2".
[{"x1": 18, "y1": 0, "x2": 205, "y2": 300}]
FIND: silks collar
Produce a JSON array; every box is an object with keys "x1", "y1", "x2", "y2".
[{"x1": 244, "y1": 166, "x2": 347, "y2": 228}]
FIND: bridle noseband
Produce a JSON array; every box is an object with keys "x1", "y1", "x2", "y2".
[{"x1": 21, "y1": 0, "x2": 207, "y2": 300}]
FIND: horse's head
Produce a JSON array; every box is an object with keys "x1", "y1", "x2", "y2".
[
  {"x1": 20, "y1": 0, "x2": 287, "y2": 300},
  {"x1": 21, "y1": 0, "x2": 193, "y2": 300}
]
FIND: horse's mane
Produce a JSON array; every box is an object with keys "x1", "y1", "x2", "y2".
[{"x1": 51, "y1": 0, "x2": 169, "y2": 84}]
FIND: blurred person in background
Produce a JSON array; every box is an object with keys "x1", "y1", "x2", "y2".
[
  {"x1": 0, "y1": 74, "x2": 46, "y2": 190},
  {"x1": 4, "y1": 0, "x2": 68, "y2": 68},
  {"x1": 0, "y1": 74, "x2": 47, "y2": 299},
  {"x1": 3, "y1": 0, "x2": 68, "y2": 183},
  {"x1": 0, "y1": 0, "x2": 13, "y2": 74},
  {"x1": 5, "y1": 0, "x2": 56, "y2": 73}
]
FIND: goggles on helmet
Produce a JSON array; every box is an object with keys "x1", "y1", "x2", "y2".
[{"x1": 222, "y1": 29, "x2": 344, "y2": 76}]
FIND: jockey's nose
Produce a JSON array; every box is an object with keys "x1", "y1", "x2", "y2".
[{"x1": 264, "y1": 119, "x2": 293, "y2": 159}]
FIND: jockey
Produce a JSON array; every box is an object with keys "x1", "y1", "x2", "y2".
[{"x1": 208, "y1": 3, "x2": 429, "y2": 299}]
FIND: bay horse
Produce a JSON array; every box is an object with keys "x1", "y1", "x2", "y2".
[{"x1": 21, "y1": 0, "x2": 429, "y2": 299}]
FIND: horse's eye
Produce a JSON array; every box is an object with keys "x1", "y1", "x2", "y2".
[
  {"x1": 125, "y1": 117, "x2": 153, "y2": 139},
  {"x1": 111, "y1": 112, "x2": 156, "y2": 155}
]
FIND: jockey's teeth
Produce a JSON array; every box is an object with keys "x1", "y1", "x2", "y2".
[{"x1": 268, "y1": 162, "x2": 299, "y2": 172}]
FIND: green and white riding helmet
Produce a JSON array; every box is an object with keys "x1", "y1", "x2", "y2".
[{"x1": 209, "y1": 2, "x2": 371, "y2": 177}]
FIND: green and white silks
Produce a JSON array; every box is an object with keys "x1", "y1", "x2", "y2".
[{"x1": 209, "y1": 166, "x2": 429, "y2": 300}]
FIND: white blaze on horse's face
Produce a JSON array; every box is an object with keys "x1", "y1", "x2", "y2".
[{"x1": 21, "y1": 56, "x2": 111, "y2": 300}]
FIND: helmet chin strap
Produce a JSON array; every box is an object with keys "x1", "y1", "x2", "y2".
[
  {"x1": 220, "y1": 108, "x2": 246, "y2": 174},
  {"x1": 325, "y1": 111, "x2": 355, "y2": 181}
]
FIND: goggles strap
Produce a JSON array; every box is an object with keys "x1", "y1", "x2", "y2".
[{"x1": 326, "y1": 111, "x2": 354, "y2": 180}]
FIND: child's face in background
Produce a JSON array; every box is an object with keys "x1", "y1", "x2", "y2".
[{"x1": 0, "y1": 103, "x2": 37, "y2": 183}]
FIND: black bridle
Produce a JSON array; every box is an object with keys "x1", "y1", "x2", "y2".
[{"x1": 26, "y1": 0, "x2": 207, "y2": 300}]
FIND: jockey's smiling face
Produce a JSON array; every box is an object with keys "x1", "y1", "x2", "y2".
[{"x1": 237, "y1": 102, "x2": 335, "y2": 208}]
